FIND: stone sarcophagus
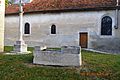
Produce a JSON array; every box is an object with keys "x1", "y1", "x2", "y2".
[{"x1": 33, "y1": 46, "x2": 82, "y2": 66}]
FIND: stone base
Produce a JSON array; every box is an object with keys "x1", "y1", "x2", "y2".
[
  {"x1": 33, "y1": 53, "x2": 81, "y2": 66},
  {"x1": 13, "y1": 40, "x2": 28, "y2": 53}
]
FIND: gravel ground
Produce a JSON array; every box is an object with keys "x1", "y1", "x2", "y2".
[{"x1": 85, "y1": 49, "x2": 120, "y2": 55}]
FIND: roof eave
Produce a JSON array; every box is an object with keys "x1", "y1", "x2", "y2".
[{"x1": 5, "y1": 6, "x2": 117, "y2": 16}]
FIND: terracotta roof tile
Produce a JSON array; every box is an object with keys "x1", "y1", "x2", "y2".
[{"x1": 6, "y1": 0, "x2": 117, "y2": 14}]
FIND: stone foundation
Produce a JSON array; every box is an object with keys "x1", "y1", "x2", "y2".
[
  {"x1": 14, "y1": 40, "x2": 27, "y2": 53},
  {"x1": 33, "y1": 46, "x2": 82, "y2": 66}
]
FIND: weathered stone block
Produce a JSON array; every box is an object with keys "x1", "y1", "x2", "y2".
[
  {"x1": 33, "y1": 46, "x2": 82, "y2": 66},
  {"x1": 61, "y1": 46, "x2": 80, "y2": 54},
  {"x1": 13, "y1": 41, "x2": 27, "y2": 53}
]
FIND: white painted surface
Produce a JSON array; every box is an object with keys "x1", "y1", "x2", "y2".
[
  {"x1": 0, "y1": 0, "x2": 5, "y2": 52},
  {"x1": 5, "y1": 10, "x2": 120, "y2": 50}
]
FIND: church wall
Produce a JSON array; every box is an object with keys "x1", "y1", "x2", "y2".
[{"x1": 5, "y1": 10, "x2": 120, "y2": 50}]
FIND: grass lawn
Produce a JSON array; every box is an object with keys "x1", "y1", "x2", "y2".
[{"x1": 0, "y1": 46, "x2": 120, "y2": 80}]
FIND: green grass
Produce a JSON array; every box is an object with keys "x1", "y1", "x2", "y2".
[
  {"x1": 4, "y1": 46, "x2": 34, "y2": 53},
  {"x1": 4, "y1": 46, "x2": 13, "y2": 52},
  {"x1": 46, "y1": 48, "x2": 61, "y2": 51},
  {"x1": 0, "y1": 46, "x2": 120, "y2": 80}
]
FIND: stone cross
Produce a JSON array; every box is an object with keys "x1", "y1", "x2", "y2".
[{"x1": 10, "y1": 0, "x2": 32, "y2": 53}]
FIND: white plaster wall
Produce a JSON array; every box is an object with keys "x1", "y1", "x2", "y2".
[
  {"x1": 5, "y1": 10, "x2": 120, "y2": 50},
  {"x1": 0, "y1": 0, "x2": 5, "y2": 52}
]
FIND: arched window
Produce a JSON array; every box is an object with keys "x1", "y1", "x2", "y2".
[
  {"x1": 101, "y1": 16, "x2": 112, "y2": 35},
  {"x1": 24, "y1": 23, "x2": 30, "y2": 34},
  {"x1": 51, "y1": 24, "x2": 56, "y2": 34}
]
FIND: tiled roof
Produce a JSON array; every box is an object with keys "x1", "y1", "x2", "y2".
[{"x1": 6, "y1": 0, "x2": 117, "y2": 14}]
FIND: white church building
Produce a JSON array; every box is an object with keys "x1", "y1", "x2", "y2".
[{"x1": 5, "y1": 0, "x2": 120, "y2": 51}]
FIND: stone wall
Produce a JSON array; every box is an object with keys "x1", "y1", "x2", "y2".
[
  {"x1": 0, "y1": 0, "x2": 5, "y2": 52},
  {"x1": 5, "y1": 10, "x2": 120, "y2": 50},
  {"x1": 33, "y1": 46, "x2": 82, "y2": 66}
]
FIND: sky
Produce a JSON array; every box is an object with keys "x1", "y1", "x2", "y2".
[{"x1": 8, "y1": 0, "x2": 32, "y2": 4}]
